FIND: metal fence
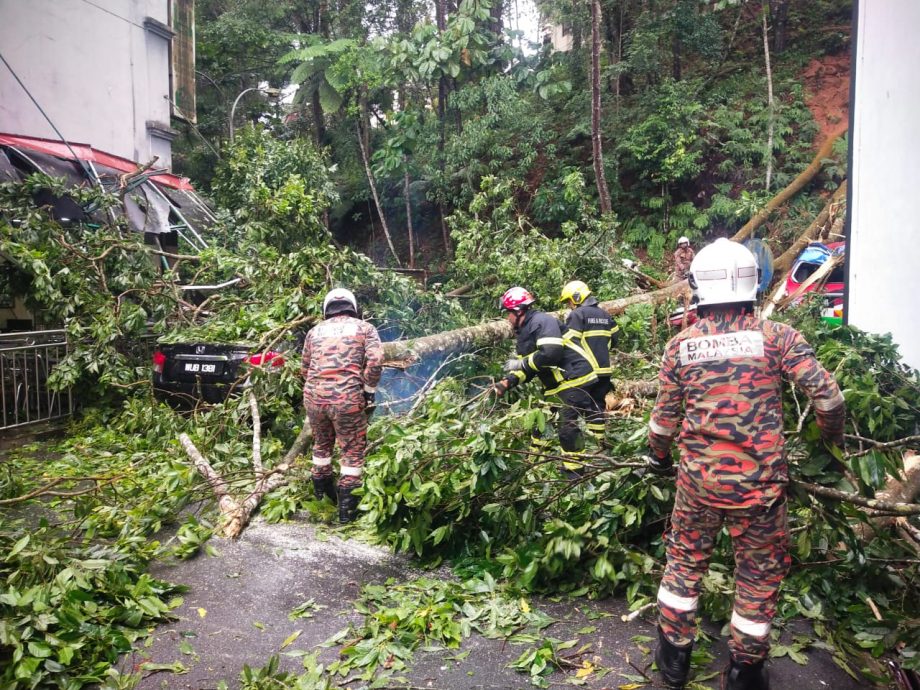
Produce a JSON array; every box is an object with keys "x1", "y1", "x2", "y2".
[{"x1": 0, "y1": 330, "x2": 72, "y2": 431}]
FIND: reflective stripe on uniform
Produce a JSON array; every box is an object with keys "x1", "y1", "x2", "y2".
[
  {"x1": 583, "y1": 329, "x2": 612, "y2": 338},
  {"x1": 578, "y1": 344, "x2": 600, "y2": 370},
  {"x1": 657, "y1": 585, "x2": 698, "y2": 612},
  {"x1": 587, "y1": 422, "x2": 606, "y2": 432},
  {"x1": 649, "y1": 418, "x2": 676, "y2": 437},
  {"x1": 340, "y1": 465, "x2": 363, "y2": 477},
  {"x1": 511, "y1": 370, "x2": 527, "y2": 383},
  {"x1": 524, "y1": 352, "x2": 538, "y2": 372},
  {"x1": 545, "y1": 370, "x2": 598, "y2": 395},
  {"x1": 536, "y1": 336, "x2": 564, "y2": 347},
  {"x1": 562, "y1": 339, "x2": 591, "y2": 361},
  {"x1": 561, "y1": 450, "x2": 583, "y2": 471},
  {"x1": 731, "y1": 611, "x2": 770, "y2": 638},
  {"x1": 312, "y1": 455, "x2": 332, "y2": 466},
  {"x1": 561, "y1": 337, "x2": 601, "y2": 374}
]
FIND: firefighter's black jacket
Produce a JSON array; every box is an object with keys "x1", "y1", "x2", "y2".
[
  {"x1": 504, "y1": 309, "x2": 596, "y2": 395},
  {"x1": 562, "y1": 296, "x2": 619, "y2": 378}
]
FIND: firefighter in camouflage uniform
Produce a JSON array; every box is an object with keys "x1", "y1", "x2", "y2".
[
  {"x1": 672, "y1": 236, "x2": 695, "y2": 281},
  {"x1": 558, "y1": 280, "x2": 620, "y2": 445},
  {"x1": 302, "y1": 288, "x2": 384, "y2": 523},
  {"x1": 646, "y1": 239, "x2": 846, "y2": 690},
  {"x1": 493, "y1": 286, "x2": 598, "y2": 473}
]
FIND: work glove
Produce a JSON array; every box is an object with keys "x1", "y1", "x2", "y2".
[
  {"x1": 643, "y1": 447, "x2": 675, "y2": 477},
  {"x1": 503, "y1": 357, "x2": 524, "y2": 374},
  {"x1": 363, "y1": 390, "x2": 376, "y2": 416},
  {"x1": 493, "y1": 378, "x2": 514, "y2": 397}
]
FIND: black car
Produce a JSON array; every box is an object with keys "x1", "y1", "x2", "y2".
[{"x1": 152, "y1": 342, "x2": 284, "y2": 405}]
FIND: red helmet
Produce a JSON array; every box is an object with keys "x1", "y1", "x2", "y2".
[{"x1": 499, "y1": 286, "x2": 536, "y2": 311}]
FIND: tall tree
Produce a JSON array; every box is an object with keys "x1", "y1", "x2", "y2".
[
  {"x1": 435, "y1": 0, "x2": 453, "y2": 254},
  {"x1": 762, "y1": 2, "x2": 775, "y2": 191},
  {"x1": 590, "y1": 0, "x2": 613, "y2": 214},
  {"x1": 357, "y1": 120, "x2": 402, "y2": 266},
  {"x1": 769, "y1": 0, "x2": 789, "y2": 53}
]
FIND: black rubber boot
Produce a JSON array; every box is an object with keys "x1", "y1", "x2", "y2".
[
  {"x1": 655, "y1": 626, "x2": 692, "y2": 689},
  {"x1": 722, "y1": 658, "x2": 769, "y2": 690},
  {"x1": 312, "y1": 475, "x2": 337, "y2": 505},
  {"x1": 338, "y1": 485, "x2": 360, "y2": 524}
]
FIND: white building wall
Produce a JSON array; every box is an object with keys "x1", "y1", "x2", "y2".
[
  {"x1": 848, "y1": 0, "x2": 920, "y2": 370},
  {"x1": 0, "y1": 0, "x2": 175, "y2": 168}
]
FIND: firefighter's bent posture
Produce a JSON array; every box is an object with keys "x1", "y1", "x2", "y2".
[
  {"x1": 646, "y1": 239, "x2": 845, "y2": 690},
  {"x1": 302, "y1": 288, "x2": 383, "y2": 523},
  {"x1": 494, "y1": 286, "x2": 598, "y2": 472},
  {"x1": 559, "y1": 280, "x2": 619, "y2": 444}
]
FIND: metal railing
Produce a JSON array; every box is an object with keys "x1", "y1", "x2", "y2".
[{"x1": 0, "y1": 329, "x2": 73, "y2": 431}]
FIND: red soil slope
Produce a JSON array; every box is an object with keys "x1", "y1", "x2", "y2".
[{"x1": 801, "y1": 53, "x2": 850, "y2": 146}]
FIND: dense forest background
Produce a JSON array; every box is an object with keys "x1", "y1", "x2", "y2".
[{"x1": 175, "y1": 0, "x2": 850, "y2": 279}]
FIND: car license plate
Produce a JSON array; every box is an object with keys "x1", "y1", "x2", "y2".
[{"x1": 183, "y1": 362, "x2": 220, "y2": 374}]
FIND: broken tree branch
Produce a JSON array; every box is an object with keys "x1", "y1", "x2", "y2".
[
  {"x1": 732, "y1": 128, "x2": 846, "y2": 243},
  {"x1": 0, "y1": 476, "x2": 120, "y2": 506},
  {"x1": 772, "y1": 181, "x2": 847, "y2": 278},
  {"x1": 855, "y1": 452, "x2": 920, "y2": 541},
  {"x1": 179, "y1": 433, "x2": 240, "y2": 522},
  {"x1": 622, "y1": 601, "x2": 657, "y2": 623},
  {"x1": 795, "y1": 479, "x2": 920, "y2": 516},
  {"x1": 180, "y1": 418, "x2": 315, "y2": 539},
  {"x1": 250, "y1": 392, "x2": 263, "y2": 478}
]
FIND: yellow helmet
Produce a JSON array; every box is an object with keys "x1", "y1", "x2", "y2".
[{"x1": 559, "y1": 280, "x2": 591, "y2": 305}]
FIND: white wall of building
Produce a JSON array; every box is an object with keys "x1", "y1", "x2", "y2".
[
  {"x1": 847, "y1": 0, "x2": 920, "y2": 370},
  {"x1": 0, "y1": 0, "x2": 175, "y2": 168}
]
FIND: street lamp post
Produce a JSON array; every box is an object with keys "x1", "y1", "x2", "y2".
[{"x1": 229, "y1": 86, "x2": 282, "y2": 142}]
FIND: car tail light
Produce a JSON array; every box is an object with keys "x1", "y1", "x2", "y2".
[
  {"x1": 152, "y1": 350, "x2": 166, "y2": 374},
  {"x1": 248, "y1": 351, "x2": 284, "y2": 368}
]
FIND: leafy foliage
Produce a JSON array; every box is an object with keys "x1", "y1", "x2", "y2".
[
  {"x1": 211, "y1": 127, "x2": 338, "y2": 250},
  {"x1": 446, "y1": 173, "x2": 631, "y2": 315}
]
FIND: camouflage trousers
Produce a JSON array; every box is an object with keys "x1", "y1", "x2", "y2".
[
  {"x1": 657, "y1": 486, "x2": 791, "y2": 663},
  {"x1": 305, "y1": 403, "x2": 368, "y2": 489}
]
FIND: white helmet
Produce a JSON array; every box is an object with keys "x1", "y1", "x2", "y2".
[
  {"x1": 689, "y1": 238, "x2": 759, "y2": 306},
  {"x1": 677, "y1": 236, "x2": 690, "y2": 247},
  {"x1": 322, "y1": 287, "x2": 358, "y2": 317}
]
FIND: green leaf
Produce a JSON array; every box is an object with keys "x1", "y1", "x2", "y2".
[
  {"x1": 318, "y1": 79, "x2": 344, "y2": 113},
  {"x1": 280, "y1": 629, "x2": 302, "y2": 649},
  {"x1": 8, "y1": 534, "x2": 30, "y2": 557}
]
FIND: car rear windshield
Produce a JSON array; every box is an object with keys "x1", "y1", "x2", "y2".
[{"x1": 792, "y1": 262, "x2": 845, "y2": 285}]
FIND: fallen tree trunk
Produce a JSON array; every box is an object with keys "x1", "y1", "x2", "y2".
[
  {"x1": 732, "y1": 128, "x2": 846, "y2": 243},
  {"x1": 771, "y1": 180, "x2": 847, "y2": 278},
  {"x1": 383, "y1": 280, "x2": 689, "y2": 362}
]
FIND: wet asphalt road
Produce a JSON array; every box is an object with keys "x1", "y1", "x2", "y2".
[{"x1": 127, "y1": 518, "x2": 870, "y2": 690}]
